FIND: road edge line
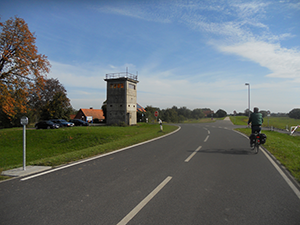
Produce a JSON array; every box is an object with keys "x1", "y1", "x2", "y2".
[
  {"x1": 21, "y1": 126, "x2": 181, "y2": 181},
  {"x1": 233, "y1": 129, "x2": 300, "y2": 200}
]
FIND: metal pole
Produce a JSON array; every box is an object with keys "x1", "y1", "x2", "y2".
[
  {"x1": 248, "y1": 84, "x2": 250, "y2": 117},
  {"x1": 245, "y1": 83, "x2": 250, "y2": 117},
  {"x1": 23, "y1": 124, "x2": 26, "y2": 170}
]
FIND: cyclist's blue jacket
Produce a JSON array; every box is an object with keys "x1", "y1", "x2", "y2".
[{"x1": 248, "y1": 112, "x2": 263, "y2": 126}]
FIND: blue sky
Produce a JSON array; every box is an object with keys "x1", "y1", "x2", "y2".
[{"x1": 1, "y1": 0, "x2": 300, "y2": 114}]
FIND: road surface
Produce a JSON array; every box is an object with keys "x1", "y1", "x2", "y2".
[{"x1": 1, "y1": 120, "x2": 300, "y2": 224}]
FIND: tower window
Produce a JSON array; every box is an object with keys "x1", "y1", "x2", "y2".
[{"x1": 129, "y1": 84, "x2": 135, "y2": 90}]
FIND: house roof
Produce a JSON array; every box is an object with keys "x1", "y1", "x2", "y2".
[
  {"x1": 80, "y1": 108, "x2": 105, "y2": 120},
  {"x1": 137, "y1": 103, "x2": 146, "y2": 112}
]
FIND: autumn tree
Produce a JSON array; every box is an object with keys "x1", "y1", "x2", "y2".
[{"x1": 0, "y1": 16, "x2": 50, "y2": 127}]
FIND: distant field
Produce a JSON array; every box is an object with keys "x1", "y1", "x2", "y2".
[
  {"x1": 230, "y1": 115, "x2": 300, "y2": 130},
  {"x1": 0, "y1": 124, "x2": 177, "y2": 175}
]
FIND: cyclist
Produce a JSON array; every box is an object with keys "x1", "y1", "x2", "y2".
[{"x1": 248, "y1": 107, "x2": 263, "y2": 146}]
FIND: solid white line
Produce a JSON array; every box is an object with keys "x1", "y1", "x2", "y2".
[
  {"x1": 21, "y1": 127, "x2": 181, "y2": 181},
  {"x1": 261, "y1": 148, "x2": 300, "y2": 200},
  {"x1": 117, "y1": 176, "x2": 172, "y2": 225},
  {"x1": 185, "y1": 146, "x2": 202, "y2": 162},
  {"x1": 204, "y1": 135, "x2": 209, "y2": 142},
  {"x1": 234, "y1": 130, "x2": 300, "y2": 201}
]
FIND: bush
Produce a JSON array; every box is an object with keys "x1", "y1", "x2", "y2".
[
  {"x1": 288, "y1": 108, "x2": 300, "y2": 119},
  {"x1": 216, "y1": 109, "x2": 227, "y2": 118}
]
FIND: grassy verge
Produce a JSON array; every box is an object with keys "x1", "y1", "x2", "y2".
[
  {"x1": 230, "y1": 115, "x2": 300, "y2": 131},
  {"x1": 0, "y1": 123, "x2": 177, "y2": 180},
  {"x1": 236, "y1": 128, "x2": 300, "y2": 183},
  {"x1": 229, "y1": 116, "x2": 249, "y2": 125}
]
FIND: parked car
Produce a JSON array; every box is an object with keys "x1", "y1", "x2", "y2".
[
  {"x1": 69, "y1": 119, "x2": 89, "y2": 126},
  {"x1": 35, "y1": 121, "x2": 59, "y2": 129},
  {"x1": 50, "y1": 119, "x2": 74, "y2": 127}
]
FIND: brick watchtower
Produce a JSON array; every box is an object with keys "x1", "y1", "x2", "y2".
[{"x1": 104, "y1": 71, "x2": 139, "y2": 125}]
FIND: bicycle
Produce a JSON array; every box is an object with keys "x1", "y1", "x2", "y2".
[{"x1": 250, "y1": 131, "x2": 261, "y2": 154}]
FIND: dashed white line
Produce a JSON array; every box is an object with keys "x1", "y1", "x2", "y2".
[
  {"x1": 117, "y1": 176, "x2": 172, "y2": 225},
  {"x1": 185, "y1": 146, "x2": 202, "y2": 162},
  {"x1": 204, "y1": 135, "x2": 209, "y2": 142}
]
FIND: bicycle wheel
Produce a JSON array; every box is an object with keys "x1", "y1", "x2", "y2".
[{"x1": 255, "y1": 144, "x2": 259, "y2": 154}]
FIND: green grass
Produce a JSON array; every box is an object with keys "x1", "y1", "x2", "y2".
[
  {"x1": 236, "y1": 128, "x2": 300, "y2": 183},
  {"x1": 230, "y1": 115, "x2": 300, "y2": 130},
  {"x1": 262, "y1": 117, "x2": 300, "y2": 130},
  {"x1": 229, "y1": 116, "x2": 249, "y2": 125},
  {"x1": 0, "y1": 124, "x2": 177, "y2": 176}
]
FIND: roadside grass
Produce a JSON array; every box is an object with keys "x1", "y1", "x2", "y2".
[
  {"x1": 236, "y1": 128, "x2": 300, "y2": 183},
  {"x1": 230, "y1": 115, "x2": 300, "y2": 130},
  {"x1": 0, "y1": 123, "x2": 177, "y2": 179},
  {"x1": 229, "y1": 116, "x2": 249, "y2": 125},
  {"x1": 262, "y1": 117, "x2": 300, "y2": 130}
]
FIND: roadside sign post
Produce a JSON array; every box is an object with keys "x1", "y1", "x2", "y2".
[
  {"x1": 154, "y1": 111, "x2": 159, "y2": 120},
  {"x1": 234, "y1": 110, "x2": 237, "y2": 123},
  {"x1": 20, "y1": 116, "x2": 28, "y2": 171},
  {"x1": 267, "y1": 110, "x2": 271, "y2": 127}
]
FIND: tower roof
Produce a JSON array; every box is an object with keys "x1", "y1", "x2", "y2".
[{"x1": 105, "y1": 71, "x2": 138, "y2": 82}]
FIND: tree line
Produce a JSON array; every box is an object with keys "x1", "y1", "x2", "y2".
[{"x1": 138, "y1": 106, "x2": 227, "y2": 123}]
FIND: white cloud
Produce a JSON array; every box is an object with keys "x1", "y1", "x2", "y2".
[
  {"x1": 48, "y1": 61, "x2": 139, "y2": 89},
  {"x1": 48, "y1": 61, "x2": 107, "y2": 89},
  {"x1": 232, "y1": 2, "x2": 270, "y2": 19},
  {"x1": 218, "y1": 41, "x2": 300, "y2": 79},
  {"x1": 96, "y1": 3, "x2": 172, "y2": 23}
]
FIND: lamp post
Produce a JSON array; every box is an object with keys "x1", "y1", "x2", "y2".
[{"x1": 245, "y1": 83, "x2": 250, "y2": 118}]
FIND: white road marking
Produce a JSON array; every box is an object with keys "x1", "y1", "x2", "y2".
[
  {"x1": 117, "y1": 176, "x2": 172, "y2": 225},
  {"x1": 204, "y1": 135, "x2": 209, "y2": 142},
  {"x1": 21, "y1": 127, "x2": 181, "y2": 181},
  {"x1": 234, "y1": 129, "x2": 300, "y2": 201},
  {"x1": 185, "y1": 146, "x2": 202, "y2": 162},
  {"x1": 203, "y1": 127, "x2": 210, "y2": 134},
  {"x1": 261, "y1": 148, "x2": 300, "y2": 200}
]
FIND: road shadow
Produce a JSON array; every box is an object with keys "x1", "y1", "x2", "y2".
[{"x1": 187, "y1": 148, "x2": 255, "y2": 155}]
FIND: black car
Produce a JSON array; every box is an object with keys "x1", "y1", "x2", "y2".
[
  {"x1": 69, "y1": 119, "x2": 89, "y2": 126},
  {"x1": 35, "y1": 121, "x2": 59, "y2": 129},
  {"x1": 50, "y1": 119, "x2": 74, "y2": 127}
]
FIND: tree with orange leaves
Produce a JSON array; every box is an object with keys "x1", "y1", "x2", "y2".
[{"x1": 0, "y1": 16, "x2": 50, "y2": 127}]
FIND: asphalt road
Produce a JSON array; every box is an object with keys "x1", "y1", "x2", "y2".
[{"x1": 1, "y1": 120, "x2": 300, "y2": 225}]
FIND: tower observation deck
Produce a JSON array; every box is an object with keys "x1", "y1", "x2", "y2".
[{"x1": 105, "y1": 71, "x2": 138, "y2": 81}]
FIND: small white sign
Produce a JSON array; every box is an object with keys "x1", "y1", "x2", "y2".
[{"x1": 20, "y1": 116, "x2": 28, "y2": 125}]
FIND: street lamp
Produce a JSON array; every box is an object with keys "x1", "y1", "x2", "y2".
[{"x1": 245, "y1": 83, "x2": 250, "y2": 117}]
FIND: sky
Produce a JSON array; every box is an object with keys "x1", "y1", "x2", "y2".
[{"x1": 1, "y1": 0, "x2": 300, "y2": 114}]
